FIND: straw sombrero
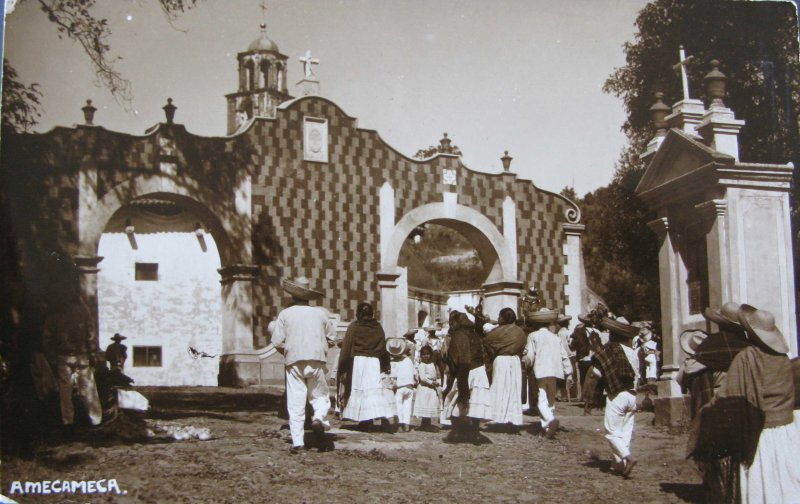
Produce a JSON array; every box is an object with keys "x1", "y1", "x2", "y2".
[
  {"x1": 703, "y1": 302, "x2": 742, "y2": 329},
  {"x1": 600, "y1": 316, "x2": 639, "y2": 339},
  {"x1": 282, "y1": 276, "x2": 323, "y2": 300},
  {"x1": 679, "y1": 329, "x2": 707, "y2": 355},
  {"x1": 386, "y1": 337, "x2": 408, "y2": 356},
  {"x1": 111, "y1": 333, "x2": 127, "y2": 342},
  {"x1": 558, "y1": 314, "x2": 572, "y2": 324},
  {"x1": 738, "y1": 304, "x2": 789, "y2": 354},
  {"x1": 527, "y1": 308, "x2": 559, "y2": 323}
]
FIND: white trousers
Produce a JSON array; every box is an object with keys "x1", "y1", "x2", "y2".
[
  {"x1": 286, "y1": 360, "x2": 330, "y2": 447},
  {"x1": 537, "y1": 388, "x2": 554, "y2": 427},
  {"x1": 395, "y1": 386, "x2": 414, "y2": 424},
  {"x1": 604, "y1": 391, "x2": 636, "y2": 463},
  {"x1": 57, "y1": 355, "x2": 102, "y2": 426}
]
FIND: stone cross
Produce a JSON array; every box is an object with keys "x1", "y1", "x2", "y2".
[
  {"x1": 299, "y1": 50, "x2": 319, "y2": 79},
  {"x1": 672, "y1": 45, "x2": 694, "y2": 101},
  {"x1": 259, "y1": 1, "x2": 268, "y2": 23}
]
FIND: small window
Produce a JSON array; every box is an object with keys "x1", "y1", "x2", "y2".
[
  {"x1": 135, "y1": 262, "x2": 158, "y2": 281},
  {"x1": 133, "y1": 346, "x2": 162, "y2": 367}
]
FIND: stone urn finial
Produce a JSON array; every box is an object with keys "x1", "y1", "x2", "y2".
[
  {"x1": 163, "y1": 98, "x2": 177, "y2": 124},
  {"x1": 82, "y1": 99, "x2": 97, "y2": 125},
  {"x1": 649, "y1": 92, "x2": 670, "y2": 136},
  {"x1": 439, "y1": 132, "x2": 452, "y2": 153},
  {"x1": 704, "y1": 60, "x2": 727, "y2": 107},
  {"x1": 501, "y1": 150, "x2": 513, "y2": 171}
]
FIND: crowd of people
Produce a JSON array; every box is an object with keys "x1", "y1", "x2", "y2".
[{"x1": 272, "y1": 276, "x2": 651, "y2": 479}]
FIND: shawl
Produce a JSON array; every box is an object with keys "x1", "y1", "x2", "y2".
[
  {"x1": 337, "y1": 319, "x2": 388, "y2": 409},
  {"x1": 688, "y1": 345, "x2": 793, "y2": 465},
  {"x1": 591, "y1": 342, "x2": 635, "y2": 398},
  {"x1": 483, "y1": 324, "x2": 526, "y2": 381},
  {"x1": 445, "y1": 313, "x2": 483, "y2": 403}
]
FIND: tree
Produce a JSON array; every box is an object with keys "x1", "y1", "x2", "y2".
[
  {"x1": 2, "y1": 0, "x2": 200, "y2": 131},
  {"x1": 585, "y1": 0, "x2": 800, "y2": 321}
]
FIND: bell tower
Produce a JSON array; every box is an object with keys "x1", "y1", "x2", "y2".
[{"x1": 225, "y1": 23, "x2": 293, "y2": 134}]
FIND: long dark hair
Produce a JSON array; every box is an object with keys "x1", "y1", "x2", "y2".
[{"x1": 356, "y1": 302, "x2": 374, "y2": 322}]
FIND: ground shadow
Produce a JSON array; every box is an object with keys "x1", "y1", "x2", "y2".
[
  {"x1": 659, "y1": 483, "x2": 705, "y2": 503},
  {"x1": 582, "y1": 458, "x2": 614, "y2": 474},
  {"x1": 140, "y1": 387, "x2": 282, "y2": 414},
  {"x1": 146, "y1": 409, "x2": 250, "y2": 423},
  {"x1": 35, "y1": 450, "x2": 97, "y2": 470}
]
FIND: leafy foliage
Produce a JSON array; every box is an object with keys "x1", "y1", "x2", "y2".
[
  {"x1": 399, "y1": 224, "x2": 485, "y2": 291},
  {"x1": 1, "y1": 59, "x2": 42, "y2": 133},
  {"x1": 586, "y1": 0, "x2": 800, "y2": 321}
]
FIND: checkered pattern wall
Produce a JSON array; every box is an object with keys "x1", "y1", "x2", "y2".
[{"x1": 1, "y1": 97, "x2": 575, "y2": 350}]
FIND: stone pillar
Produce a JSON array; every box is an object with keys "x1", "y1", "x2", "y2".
[
  {"x1": 73, "y1": 255, "x2": 103, "y2": 352},
  {"x1": 297, "y1": 78, "x2": 320, "y2": 97},
  {"x1": 378, "y1": 271, "x2": 402, "y2": 339},
  {"x1": 482, "y1": 280, "x2": 523, "y2": 321},
  {"x1": 379, "y1": 181, "x2": 395, "y2": 265},
  {"x1": 218, "y1": 264, "x2": 260, "y2": 386},
  {"x1": 562, "y1": 223, "x2": 586, "y2": 320},
  {"x1": 647, "y1": 216, "x2": 688, "y2": 424},
  {"x1": 502, "y1": 196, "x2": 518, "y2": 272},
  {"x1": 665, "y1": 99, "x2": 706, "y2": 138},
  {"x1": 695, "y1": 199, "x2": 730, "y2": 310}
]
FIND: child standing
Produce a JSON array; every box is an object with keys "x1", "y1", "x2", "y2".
[
  {"x1": 387, "y1": 337, "x2": 417, "y2": 432},
  {"x1": 414, "y1": 345, "x2": 442, "y2": 431},
  {"x1": 641, "y1": 328, "x2": 659, "y2": 382}
]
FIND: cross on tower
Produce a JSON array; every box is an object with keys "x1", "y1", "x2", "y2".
[
  {"x1": 259, "y1": 1, "x2": 268, "y2": 24},
  {"x1": 672, "y1": 45, "x2": 694, "y2": 101},
  {"x1": 299, "y1": 50, "x2": 319, "y2": 79}
]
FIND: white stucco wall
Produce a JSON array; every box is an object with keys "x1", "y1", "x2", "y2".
[{"x1": 97, "y1": 228, "x2": 222, "y2": 386}]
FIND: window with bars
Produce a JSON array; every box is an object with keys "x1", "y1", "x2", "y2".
[{"x1": 133, "y1": 346, "x2": 162, "y2": 367}]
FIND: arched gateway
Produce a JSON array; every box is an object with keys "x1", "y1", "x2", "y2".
[{"x1": 0, "y1": 25, "x2": 587, "y2": 386}]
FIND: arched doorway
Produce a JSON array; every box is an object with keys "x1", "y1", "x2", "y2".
[
  {"x1": 379, "y1": 202, "x2": 522, "y2": 338},
  {"x1": 97, "y1": 197, "x2": 222, "y2": 385}
]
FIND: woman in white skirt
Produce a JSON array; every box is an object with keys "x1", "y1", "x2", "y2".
[
  {"x1": 337, "y1": 302, "x2": 395, "y2": 431},
  {"x1": 442, "y1": 311, "x2": 492, "y2": 439},
  {"x1": 483, "y1": 307, "x2": 528, "y2": 430}
]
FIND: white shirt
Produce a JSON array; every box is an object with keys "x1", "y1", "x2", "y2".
[
  {"x1": 523, "y1": 327, "x2": 573, "y2": 380},
  {"x1": 391, "y1": 356, "x2": 417, "y2": 388},
  {"x1": 271, "y1": 304, "x2": 336, "y2": 366}
]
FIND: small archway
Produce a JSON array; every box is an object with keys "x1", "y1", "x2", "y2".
[{"x1": 379, "y1": 202, "x2": 522, "y2": 338}]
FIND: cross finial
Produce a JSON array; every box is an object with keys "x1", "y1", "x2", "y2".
[
  {"x1": 259, "y1": 1, "x2": 268, "y2": 24},
  {"x1": 299, "y1": 50, "x2": 320, "y2": 79},
  {"x1": 672, "y1": 45, "x2": 694, "y2": 101}
]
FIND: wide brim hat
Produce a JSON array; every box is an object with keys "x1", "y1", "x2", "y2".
[
  {"x1": 600, "y1": 316, "x2": 639, "y2": 339},
  {"x1": 386, "y1": 337, "x2": 408, "y2": 356},
  {"x1": 282, "y1": 276, "x2": 323, "y2": 300},
  {"x1": 527, "y1": 308, "x2": 559, "y2": 323},
  {"x1": 679, "y1": 329, "x2": 707, "y2": 355},
  {"x1": 111, "y1": 333, "x2": 127, "y2": 342},
  {"x1": 703, "y1": 302, "x2": 742, "y2": 329},
  {"x1": 577, "y1": 314, "x2": 591, "y2": 324},
  {"x1": 558, "y1": 314, "x2": 572, "y2": 324},
  {"x1": 738, "y1": 304, "x2": 789, "y2": 354}
]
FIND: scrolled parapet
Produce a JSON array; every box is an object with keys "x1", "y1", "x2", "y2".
[{"x1": 564, "y1": 205, "x2": 581, "y2": 224}]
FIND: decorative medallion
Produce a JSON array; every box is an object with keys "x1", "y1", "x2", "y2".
[
  {"x1": 442, "y1": 168, "x2": 457, "y2": 186},
  {"x1": 303, "y1": 117, "x2": 328, "y2": 163}
]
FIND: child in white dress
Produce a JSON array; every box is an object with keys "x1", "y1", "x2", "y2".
[
  {"x1": 414, "y1": 345, "x2": 442, "y2": 431},
  {"x1": 388, "y1": 338, "x2": 417, "y2": 432}
]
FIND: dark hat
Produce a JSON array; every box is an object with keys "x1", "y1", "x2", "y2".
[
  {"x1": 111, "y1": 333, "x2": 127, "y2": 342},
  {"x1": 738, "y1": 304, "x2": 789, "y2": 354},
  {"x1": 282, "y1": 276, "x2": 323, "y2": 300},
  {"x1": 703, "y1": 302, "x2": 742, "y2": 329},
  {"x1": 600, "y1": 316, "x2": 639, "y2": 339}
]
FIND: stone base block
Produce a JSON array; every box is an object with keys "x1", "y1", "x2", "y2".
[
  {"x1": 218, "y1": 354, "x2": 261, "y2": 387},
  {"x1": 653, "y1": 396, "x2": 692, "y2": 427}
]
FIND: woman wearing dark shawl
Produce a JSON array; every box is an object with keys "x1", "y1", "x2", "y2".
[
  {"x1": 689, "y1": 304, "x2": 799, "y2": 502},
  {"x1": 484, "y1": 307, "x2": 527, "y2": 428},
  {"x1": 338, "y1": 302, "x2": 394, "y2": 426},
  {"x1": 441, "y1": 311, "x2": 492, "y2": 428}
]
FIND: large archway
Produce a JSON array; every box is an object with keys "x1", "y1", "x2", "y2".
[{"x1": 379, "y1": 202, "x2": 522, "y2": 338}]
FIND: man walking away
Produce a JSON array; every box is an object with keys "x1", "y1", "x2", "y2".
[{"x1": 272, "y1": 276, "x2": 337, "y2": 453}]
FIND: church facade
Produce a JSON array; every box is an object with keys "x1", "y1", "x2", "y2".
[{"x1": 0, "y1": 26, "x2": 585, "y2": 386}]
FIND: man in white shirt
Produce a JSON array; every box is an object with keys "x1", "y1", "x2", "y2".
[
  {"x1": 523, "y1": 309, "x2": 573, "y2": 439},
  {"x1": 271, "y1": 276, "x2": 337, "y2": 453}
]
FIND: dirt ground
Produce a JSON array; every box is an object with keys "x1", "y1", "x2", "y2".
[{"x1": 1, "y1": 387, "x2": 705, "y2": 503}]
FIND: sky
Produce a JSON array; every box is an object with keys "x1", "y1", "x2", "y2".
[{"x1": 3, "y1": 0, "x2": 650, "y2": 196}]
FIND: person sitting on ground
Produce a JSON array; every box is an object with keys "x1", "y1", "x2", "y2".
[{"x1": 592, "y1": 316, "x2": 640, "y2": 477}]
